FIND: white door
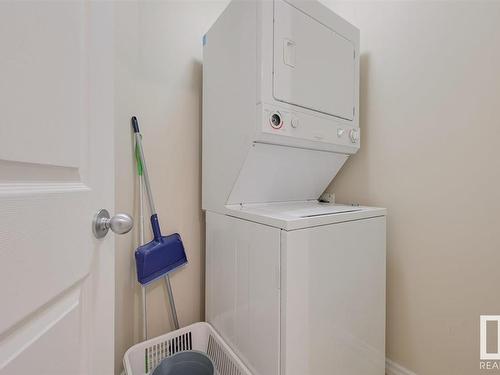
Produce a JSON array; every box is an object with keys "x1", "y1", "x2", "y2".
[
  {"x1": 273, "y1": 0, "x2": 355, "y2": 120},
  {"x1": 0, "y1": 2, "x2": 115, "y2": 375}
]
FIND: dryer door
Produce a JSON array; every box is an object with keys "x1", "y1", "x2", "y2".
[{"x1": 273, "y1": 0, "x2": 355, "y2": 121}]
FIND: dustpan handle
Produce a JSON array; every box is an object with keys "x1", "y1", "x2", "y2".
[{"x1": 150, "y1": 214, "x2": 162, "y2": 241}]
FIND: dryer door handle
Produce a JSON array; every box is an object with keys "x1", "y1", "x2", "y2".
[{"x1": 283, "y1": 39, "x2": 296, "y2": 67}]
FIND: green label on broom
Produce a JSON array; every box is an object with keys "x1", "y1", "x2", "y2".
[{"x1": 135, "y1": 142, "x2": 143, "y2": 176}]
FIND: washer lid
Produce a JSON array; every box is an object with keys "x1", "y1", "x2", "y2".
[
  {"x1": 273, "y1": 0, "x2": 356, "y2": 121},
  {"x1": 223, "y1": 201, "x2": 386, "y2": 230}
]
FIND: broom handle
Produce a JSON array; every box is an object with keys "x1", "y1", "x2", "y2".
[
  {"x1": 132, "y1": 117, "x2": 179, "y2": 330},
  {"x1": 165, "y1": 276, "x2": 179, "y2": 329},
  {"x1": 132, "y1": 118, "x2": 157, "y2": 216},
  {"x1": 139, "y1": 173, "x2": 148, "y2": 340}
]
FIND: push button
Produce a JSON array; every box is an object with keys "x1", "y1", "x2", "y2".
[{"x1": 349, "y1": 129, "x2": 360, "y2": 143}]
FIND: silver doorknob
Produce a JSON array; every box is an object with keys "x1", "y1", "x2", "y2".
[{"x1": 93, "y1": 209, "x2": 134, "y2": 239}]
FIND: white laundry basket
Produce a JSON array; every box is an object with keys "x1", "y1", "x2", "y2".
[{"x1": 123, "y1": 322, "x2": 252, "y2": 375}]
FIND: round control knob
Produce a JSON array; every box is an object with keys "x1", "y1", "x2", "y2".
[
  {"x1": 349, "y1": 129, "x2": 360, "y2": 143},
  {"x1": 291, "y1": 118, "x2": 299, "y2": 128},
  {"x1": 269, "y1": 112, "x2": 282, "y2": 129}
]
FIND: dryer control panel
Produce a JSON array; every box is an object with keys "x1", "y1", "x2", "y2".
[{"x1": 258, "y1": 103, "x2": 360, "y2": 152}]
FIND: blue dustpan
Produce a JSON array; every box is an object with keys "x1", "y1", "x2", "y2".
[
  {"x1": 132, "y1": 116, "x2": 188, "y2": 286},
  {"x1": 135, "y1": 216, "x2": 187, "y2": 285}
]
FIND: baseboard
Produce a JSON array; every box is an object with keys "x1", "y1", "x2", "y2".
[{"x1": 386, "y1": 358, "x2": 417, "y2": 375}]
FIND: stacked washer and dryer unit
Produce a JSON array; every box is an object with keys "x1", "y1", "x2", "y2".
[{"x1": 202, "y1": 1, "x2": 386, "y2": 374}]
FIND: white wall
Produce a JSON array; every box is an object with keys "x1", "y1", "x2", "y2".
[
  {"x1": 323, "y1": 2, "x2": 500, "y2": 374},
  {"x1": 114, "y1": 1, "x2": 229, "y2": 373}
]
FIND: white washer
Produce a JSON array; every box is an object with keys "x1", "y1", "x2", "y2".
[{"x1": 205, "y1": 202, "x2": 386, "y2": 375}]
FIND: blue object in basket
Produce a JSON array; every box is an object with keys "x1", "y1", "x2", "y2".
[
  {"x1": 132, "y1": 116, "x2": 188, "y2": 285},
  {"x1": 152, "y1": 351, "x2": 214, "y2": 375}
]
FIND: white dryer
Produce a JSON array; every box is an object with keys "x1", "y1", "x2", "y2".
[{"x1": 202, "y1": 0, "x2": 386, "y2": 374}]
